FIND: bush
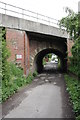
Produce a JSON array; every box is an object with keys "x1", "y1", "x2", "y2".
[
  {"x1": 43, "y1": 59, "x2": 47, "y2": 65},
  {"x1": 0, "y1": 28, "x2": 2, "y2": 103},
  {"x1": 69, "y1": 65, "x2": 78, "y2": 76},
  {"x1": 2, "y1": 64, "x2": 35, "y2": 102},
  {"x1": 76, "y1": 115, "x2": 80, "y2": 120},
  {"x1": 33, "y1": 71, "x2": 38, "y2": 77},
  {"x1": 69, "y1": 37, "x2": 80, "y2": 78},
  {"x1": 64, "y1": 75, "x2": 80, "y2": 119},
  {"x1": 1, "y1": 28, "x2": 36, "y2": 102}
]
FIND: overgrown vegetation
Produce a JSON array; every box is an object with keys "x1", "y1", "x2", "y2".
[
  {"x1": 0, "y1": 28, "x2": 2, "y2": 103},
  {"x1": 43, "y1": 53, "x2": 59, "y2": 66},
  {"x1": 59, "y1": 7, "x2": 80, "y2": 78},
  {"x1": 59, "y1": 7, "x2": 79, "y2": 39},
  {"x1": 33, "y1": 70, "x2": 38, "y2": 77},
  {"x1": 1, "y1": 27, "x2": 38, "y2": 102},
  {"x1": 59, "y1": 7, "x2": 80, "y2": 119},
  {"x1": 69, "y1": 36, "x2": 80, "y2": 77},
  {"x1": 2, "y1": 66, "x2": 36, "y2": 102},
  {"x1": 64, "y1": 75, "x2": 80, "y2": 120}
]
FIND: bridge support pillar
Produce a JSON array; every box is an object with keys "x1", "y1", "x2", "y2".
[
  {"x1": 67, "y1": 39, "x2": 74, "y2": 67},
  {"x1": 6, "y1": 28, "x2": 30, "y2": 76}
]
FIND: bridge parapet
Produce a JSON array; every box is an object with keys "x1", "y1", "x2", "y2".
[
  {"x1": 0, "y1": 13, "x2": 68, "y2": 38},
  {"x1": 0, "y1": 1, "x2": 59, "y2": 27}
]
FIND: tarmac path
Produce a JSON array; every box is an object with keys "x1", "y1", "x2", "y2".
[{"x1": 2, "y1": 62, "x2": 75, "y2": 119}]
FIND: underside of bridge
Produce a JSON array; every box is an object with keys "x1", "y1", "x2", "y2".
[
  {"x1": 5, "y1": 28, "x2": 71, "y2": 75},
  {"x1": 28, "y1": 32, "x2": 67, "y2": 73}
]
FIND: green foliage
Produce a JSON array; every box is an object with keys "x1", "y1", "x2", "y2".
[
  {"x1": 69, "y1": 37, "x2": 80, "y2": 78},
  {"x1": 59, "y1": 7, "x2": 80, "y2": 78},
  {"x1": 2, "y1": 64, "x2": 35, "y2": 102},
  {"x1": 59, "y1": 7, "x2": 79, "y2": 39},
  {"x1": 43, "y1": 53, "x2": 53, "y2": 65},
  {"x1": 26, "y1": 73, "x2": 34, "y2": 84},
  {"x1": 0, "y1": 28, "x2": 2, "y2": 103},
  {"x1": 43, "y1": 58, "x2": 47, "y2": 65},
  {"x1": 69, "y1": 66, "x2": 78, "y2": 76},
  {"x1": 64, "y1": 75, "x2": 80, "y2": 119},
  {"x1": 76, "y1": 115, "x2": 80, "y2": 120},
  {"x1": 60, "y1": 8, "x2": 80, "y2": 119},
  {"x1": 1, "y1": 28, "x2": 37, "y2": 102},
  {"x1": 33, "y1": 71, "x2": 38, "y2": 77},
  {"x1": 48, "y1": 53, "x2": 52, "y2": 59},
  {"x1": 0, "y1": 28, "x2": 2, "y2": 75},
  {"x1": 2, "y1": 28, "x2": 10, "y2": 82},
  {"x1": 48, "y1": 53, "x2": 52, "y2": 62}
]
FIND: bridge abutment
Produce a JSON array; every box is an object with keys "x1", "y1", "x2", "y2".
[
  {"x1": 6, "y1": 28, "x2": 30, "y2": 75},
  {"x1": 5, "y1": 27, "x2": 74, "y2": 75},
  {"x1": 5, "y1": 28, "x2": 70, "y2": 75}
]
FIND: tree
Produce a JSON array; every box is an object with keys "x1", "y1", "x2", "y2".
[
  {"x1": 59, "y1": 7, "x2": 80, "y2": 78},
  {"x1": 59, "y1": 7, "x2": 79, "y2": 39},
  {"x1": 59, "y1": 8, "x2": 80, "y2": 119}
]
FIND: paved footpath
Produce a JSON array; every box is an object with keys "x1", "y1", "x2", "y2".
[{"x1": 2, "y1": 65, "x2": 75, "y2": 118}]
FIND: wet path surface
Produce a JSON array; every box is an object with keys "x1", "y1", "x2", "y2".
[{"x1": 2, "y1": 63, "x2": 75, "y2": 118}]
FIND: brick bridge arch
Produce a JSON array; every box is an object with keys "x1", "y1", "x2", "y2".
[
  {"x1": 31, "y1": 48, "x2": 67, "y2": 73},
  {"x1": 6, "y1": 29, "x2": 68, "y2": 75},
  {"x1": 28, "y1": 32, "x2": 67, "y2": 73}
]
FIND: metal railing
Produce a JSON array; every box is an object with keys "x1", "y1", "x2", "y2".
[{"x1": 0, "y1": 1, "x2": 59, "y2": 27}]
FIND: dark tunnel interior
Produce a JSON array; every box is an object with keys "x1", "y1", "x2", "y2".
[{"x1": 33, "y1": 48, "x2": 67, "y2": 73}]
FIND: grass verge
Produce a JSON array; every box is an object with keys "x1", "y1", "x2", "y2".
[
  {"x1": 2, "y1": 63, "x2": 38, "y2": 102},
  {"x1": 64, "y1": 75, "x2": 80, "y2": 120}
]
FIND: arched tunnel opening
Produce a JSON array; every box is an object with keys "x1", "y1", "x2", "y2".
[
  {"x1": 43, "y1": 53, "x2": 60, "y2": 71},
  {"x1": 33, "y1": 48, "x2": 67, "y2": 73}
]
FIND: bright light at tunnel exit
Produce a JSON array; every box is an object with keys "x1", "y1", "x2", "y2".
[{"x1": 43, "y1": 53, "x2": 61, "y2": 70}]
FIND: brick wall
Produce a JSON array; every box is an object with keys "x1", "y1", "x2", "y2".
[
  {"x1": 6, "y1": 28, "x2": 70, "y2": 74},
  {"x1": 67, "y1": 39, "x2": 74, "y2": 66},
  {"x1": 25, "y1": 34, "x2": 30, "y2": 75},
  {"x1": 67, "y1": 39, "x2": 74, "y2": 57},
  {"x1": 6, "y1": 28, "x2": 29, "y2": 75}
]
